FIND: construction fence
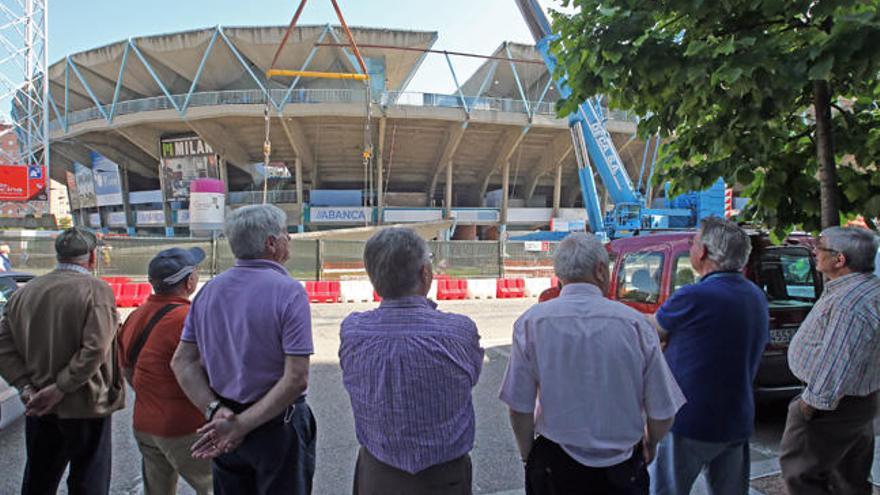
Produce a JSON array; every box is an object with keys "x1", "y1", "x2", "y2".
[{"x1": 0, "y1": 235, "x2": 557, "y2": 281}]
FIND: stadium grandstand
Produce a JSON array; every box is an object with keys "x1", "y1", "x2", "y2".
[{"x1": 44, "y1": 24, "x2": 648, "y2": 238}]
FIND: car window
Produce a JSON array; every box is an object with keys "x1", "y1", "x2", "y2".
[
  {"x1": 671, "y1": 253, "x2": 697, "y2": 293},
  {"x1": 758, "y1": 247, "x2": 818, "y2": 308},
  {"x1": 618, "y1": 251, "x2": 664, "y2": 304},
  {"x1": 0, "y1": 277, "x2": 18, "y2": 311}
]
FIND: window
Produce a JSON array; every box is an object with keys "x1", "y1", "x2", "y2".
[
  {"x1": 671, "y1": 253, "x2": 697, "y2": 293},
  {"x1": 758, "y1": 247, "x2": 819, "y2": 308},
  {"x1": 618, "y1": 252, "x2": 664, "y2": 304}
]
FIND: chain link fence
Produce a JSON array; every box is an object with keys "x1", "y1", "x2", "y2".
[{"x1": 0, "y1": 234, "x2": 556, "y2": 281}]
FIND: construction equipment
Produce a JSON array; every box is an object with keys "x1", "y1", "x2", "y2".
[{"x1": 514, "y1": 0, "x2": 724, "y2": 239}]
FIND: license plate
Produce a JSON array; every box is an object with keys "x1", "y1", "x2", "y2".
[{"x1": 770, "y1": 327, "x2": 798, "y2": 346}]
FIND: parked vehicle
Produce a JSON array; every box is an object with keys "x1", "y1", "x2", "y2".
[
  {"x1": 0, "y1": 272, "x2": 35, "y2": 429},
  {"x1": 542, "y1": 232, "x2": 820, "y2": 399}
]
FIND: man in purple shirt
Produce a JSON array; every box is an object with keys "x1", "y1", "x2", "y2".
[
  {"x1": 340, "y1": 227, "x2": 484, "y2": 495},
  {"x1": 172, "y1": 204, "x2": 316, "y2": 495}
]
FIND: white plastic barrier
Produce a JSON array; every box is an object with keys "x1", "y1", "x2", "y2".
[
  {"x1": 467, "y1": 278, "x2": 496, "y2": 299},
  {"x1": 524, "y1": 277, "x2": 553, "y2": 297},
  {"x1": 340, "y1": 280, "x2": 375, "y2": 303}
]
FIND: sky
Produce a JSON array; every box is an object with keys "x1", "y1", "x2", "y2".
[{"x1": 47, "y1": 0, "x2": 563, "y2": 95}]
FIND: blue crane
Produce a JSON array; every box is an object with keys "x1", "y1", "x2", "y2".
[{"x1": 514, "y1": 0, "x2": 722, "y2": 239}]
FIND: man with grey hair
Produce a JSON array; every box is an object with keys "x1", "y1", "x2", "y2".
[
  {"x1": 0, "y1": 227, "x2": 124, "y2": 494},
  {"x1": 340, "y1": 227, "x2": 483, "y2": 494},
  {"x1": 781, "y1": 226, "x2": 880, "y2": 495},
  {"x1": 501, "y1": 232, "x2": 684, "y2": 494},
  {"x1": 172, "y1": 204, "x2": 316, "y2": 494},
  {"x1": 649, "y1": 216, "x2": 769, "y2": 495}
]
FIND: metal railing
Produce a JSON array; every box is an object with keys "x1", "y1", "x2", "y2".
[
  {"x1": 48, "y1": 88, "x2": 598, "y2": 132},
  {"x1": 228, "y1": 190, "x2": 297, "y2": 205},
  {"x1": 0, "y1": 234, "x2": 555, "y2": 281}
]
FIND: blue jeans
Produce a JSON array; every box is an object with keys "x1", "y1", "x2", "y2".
[{"x1": 649, "y1": 434, "x2": 749, "y2": 495}]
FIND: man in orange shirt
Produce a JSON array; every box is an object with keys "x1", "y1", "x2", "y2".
[{"x1": 118, "y1": 247, "x2": 212, "y2": 495}]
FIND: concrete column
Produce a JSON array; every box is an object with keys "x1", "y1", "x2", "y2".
[
  {"x1": 377, "y1": 118, "x2": 386, "y2": 224},
  {"x1": 445, "y1": 160, "x2": 453, "y2": 219},
  {"x1": 121, "y1": 162, "x2": 133, "y2": 235},
  {"x1": 552, "y1": 163, "x2": 562, "y2": 218},
  {"x1": 501, "y1": 159, "x2": 510, "y2": 229},
  {"x1": 295, "y1": 157, "x2": 304, "y2": 232}
]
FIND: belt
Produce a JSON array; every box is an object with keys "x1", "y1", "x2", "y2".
[{"x1": 218, "y1": 395, "x2": 306, "y2": 415}]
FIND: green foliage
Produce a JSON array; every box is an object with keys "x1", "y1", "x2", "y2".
[{"x1": 551, "y1": 0, "x2": 880, "y2": 233}]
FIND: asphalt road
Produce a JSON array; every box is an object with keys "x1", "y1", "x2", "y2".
[{"x1": 0, "y1": 298, "x2": 875, "y2": 494}]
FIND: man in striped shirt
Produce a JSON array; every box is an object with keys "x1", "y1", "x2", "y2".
[
  {"x1": 340, "y1": 228, "x2": 484, "y2": 495},
  {"x1": 781, "y1": 226, "x2": 880, "y2": 495}
]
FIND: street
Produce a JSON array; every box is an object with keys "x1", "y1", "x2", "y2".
[{"x1": 0, "y1": 298, "x2": 875, "y2": 494}]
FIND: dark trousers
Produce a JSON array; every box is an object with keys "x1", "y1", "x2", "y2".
[
  {"x1": 212, "y1": 397, "x2": 316, "y2": 495},
  {"x1": 22, "y1": 414, "x2": 112, "y2": 495},
  {"x1": 352, "y1": 447, "x2": 472, "y2": 495},
  {"x1": 526, "y1": 436, "x2": 648, "y2": 495},
  {"x1": 780, "y1": 392, "x2": 877, "y2": 495}
]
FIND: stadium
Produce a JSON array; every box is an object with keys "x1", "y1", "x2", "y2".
[{"x1": 46, "y1": 24, "x2": 647, "y2": 238}]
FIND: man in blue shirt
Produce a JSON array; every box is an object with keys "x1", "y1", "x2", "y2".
[{"x1": 649, "y1": 217, "x2": 769, "y2": 495}]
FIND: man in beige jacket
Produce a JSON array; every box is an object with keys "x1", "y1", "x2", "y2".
[{"x1": 0, "y1": 227, "x2": 124, "y2": 495}]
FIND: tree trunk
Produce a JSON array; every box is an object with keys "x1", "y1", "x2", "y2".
[{"x1": 813, "y1": 80, "x2": 840, "y2": 228}]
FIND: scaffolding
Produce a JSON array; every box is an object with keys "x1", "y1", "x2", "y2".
[{"x1": 0, "y1": 0, "x2": 49, "y2": 184}]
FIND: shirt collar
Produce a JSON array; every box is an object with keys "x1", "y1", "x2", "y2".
[
  {"x1": 378, "y1": 295, "x2": 437, "y2": 310},
  {"x1": 559, "y1": 282, "x2": 604, "y2": 298},
  {"x1": 146, "y1": 294, "x2": 191, "y2": 305},
  {"x1": 699, "y1": 270, "x2": 743, "y2": 283},
  {"x1": 825, "y1": 271, "x2": 873, "y2": 291},
  {"x1": 54, "y1": 263, "x2": 92, "y2": 275},
  {"x1": 234, "y1": 258, "x2": 289, "y2": 276}
]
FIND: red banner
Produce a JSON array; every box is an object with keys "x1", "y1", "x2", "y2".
[{"x1": 0, "y1": 165, "x2": 46, "y2": 201}]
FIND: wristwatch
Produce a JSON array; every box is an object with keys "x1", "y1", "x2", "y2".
[{"x1": 205, "y1": 399, "x2": 221, "y2": 421}]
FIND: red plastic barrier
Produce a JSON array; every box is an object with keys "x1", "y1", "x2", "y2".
[
  {"x1": 116, "y1": 284, "x2": 139, "y2": 307},
  {"x1": 373, "y1": 291, "x2": 382, "y2": 302},
  {"x1": 116, "y1": 282, "x2": 152, "y2": 307},
  {"x1": 102, "y1": 276, "x2": 131, "y2": 285},
  {"x1": 306, "y1": 281, "x2": 341, "y2": 303},
  {"x1": 437, "y1": 278, "x2": 468, "y2": 300},
  {"x1": 496, "y1": 278, "x2": 526, "y2": 298},
  {"x1": 132, "y1": 283, "x2": 152, "y2": 307},
  {"x1": 110, "y1": 283, "x2": 123, "y2": 306}
]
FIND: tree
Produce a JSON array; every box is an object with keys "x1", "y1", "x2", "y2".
[{"x1": 552, "y1": 0, "x2": 880, "y2": 235}]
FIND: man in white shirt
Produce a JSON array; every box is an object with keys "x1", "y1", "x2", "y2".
[{"x1": 499, "y1": 232, "x2": 685, "y2": 495}]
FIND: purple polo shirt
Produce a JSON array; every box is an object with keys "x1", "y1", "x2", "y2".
[
  {"x1": 339, "y1": 296, "x2": 484, "y2": 474},
  {"x1": 181, "y1": 259, "x2": 313, "y2": 404}
]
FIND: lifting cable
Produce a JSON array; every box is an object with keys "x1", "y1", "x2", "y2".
[{"x1": 261, "y1": 0, "x2": 373, "y2": 206}]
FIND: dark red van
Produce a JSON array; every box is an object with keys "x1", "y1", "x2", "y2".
[{"x1": 544, "y1": 231, "x2": 821, "y2": 399}]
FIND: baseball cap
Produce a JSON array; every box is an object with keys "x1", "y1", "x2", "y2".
[
  {"x1": 55, "y1": 227, "x2": 98, "y2": 259},
  {"x1": 148, "y1": 247, "x2": 206, "y2": 286}
]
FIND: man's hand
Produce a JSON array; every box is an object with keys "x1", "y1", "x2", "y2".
[
  {"x1": 25, "y1": 384, "x2": 64, "y2": 416},
  {"x1": 19, "y1": 384, "x2": 34, "y2": 406},
  {"x1": 191, "y1": 407, "x2": 246, "y2": 459},
  {"x1": 799, "y1": 398, "x2": 817, "y2": 421}
]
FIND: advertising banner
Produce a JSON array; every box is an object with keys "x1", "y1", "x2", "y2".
[
  {"x1": 0, "y1": 165, "x2": 47, "y2": 201},
  {"x1": 382, "y1": 208, "x2": 443, "y2": 223},
  {"x1": 160, "y1": 136, "x2": 220, "y2": 201},
  {"x1": 136, "y1": 210, "x2": 166, "y2": 225},
  {"x1": 107, "y1": 211, "x2": 128, "y2": 227},
  {"x1": 74, "y1": 162, "x2": 97, "y2": 208},
  {"x1": 91, "y1": 152, "x2": 123, "y2": 206},
  {"x1": 309, "y1": 207, "x2": 371, "y2": 224},
  {"x1": 66, "y1": 171, "x2": 80, "y2": 211},
  {"x1": 88, "y1": 212, "x2": 101, "y2": 228}
]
